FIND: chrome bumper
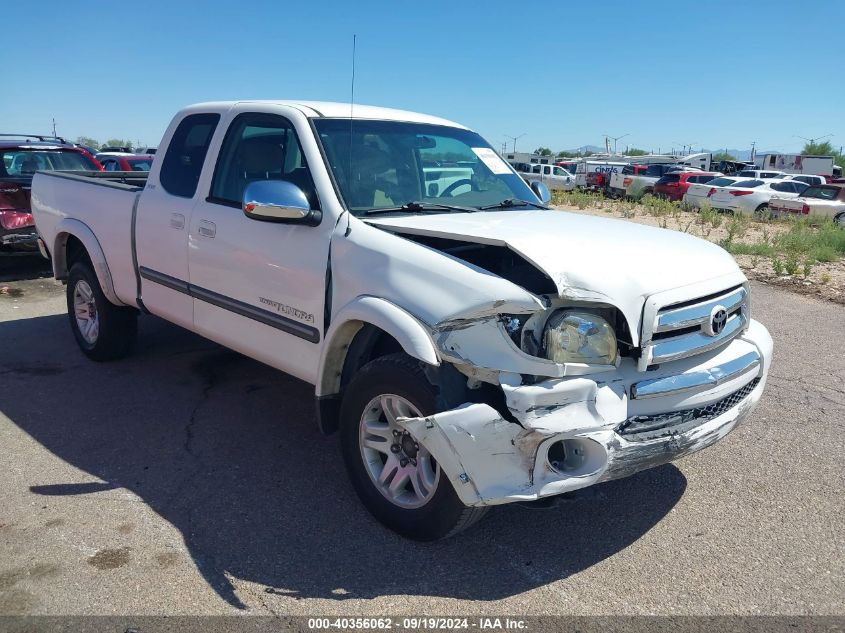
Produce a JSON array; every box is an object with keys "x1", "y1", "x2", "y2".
[{"x1": 630, "y1": 350, "x2": 760, "y2": 400}]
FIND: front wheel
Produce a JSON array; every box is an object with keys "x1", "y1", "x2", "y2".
[
  {"x1": 67, "y1": 261, "x2": 137, "y2": 361},
  {"x1": 339, "y1": 353, "x2": 488, "y2": 540}
]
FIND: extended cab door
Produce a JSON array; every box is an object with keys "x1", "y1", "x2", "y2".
[
  {"x1": 187, "y1": 109, "x2": 331, "y2": 385},
  {"x1": 135, "y1": 112, "x2": 220, "y2": 329}
]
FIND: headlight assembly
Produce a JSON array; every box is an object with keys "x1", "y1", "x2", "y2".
[{"x1": 543, "y1": 310, "x2": 618, "y2": 365}]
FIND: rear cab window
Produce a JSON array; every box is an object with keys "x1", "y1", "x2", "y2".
[{"x1": 159, "y1": 113, "x2": 220, "y2": 198}]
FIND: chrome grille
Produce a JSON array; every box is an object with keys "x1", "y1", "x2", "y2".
[
  {"x1": 639, "y1": 284, "x2": 749, "y2": 371},
  {"x1": 618, "y1": 377, "x2": 760, "y2": 442}
]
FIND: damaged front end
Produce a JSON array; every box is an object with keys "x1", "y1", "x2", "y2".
[{"x1": 397, "y1": 284, "x2": 773, "y2": 508}]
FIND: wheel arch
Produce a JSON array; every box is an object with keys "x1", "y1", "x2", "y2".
[
  {"x1": 315, "y1": 296, "x2": 441, "y2": 434},
  {"x1": 52, "y1": 219, "x2": 125, "y2": 306}
]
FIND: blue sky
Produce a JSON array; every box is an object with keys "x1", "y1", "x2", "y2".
[{"x1": 2, "y1": 0, "x2": 843, "y2": 155}]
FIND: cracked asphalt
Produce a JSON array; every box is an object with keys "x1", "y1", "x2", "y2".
[{"x1": 0, "y1": 257, "x2": 843, "y2": 616}]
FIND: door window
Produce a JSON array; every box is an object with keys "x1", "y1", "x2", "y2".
[
  {"x1": 209, "y1": 112, "x2": 318, "y2": 209},
  {"x1": 159, "y1": 113, "x2": 220, "y2": 198}
]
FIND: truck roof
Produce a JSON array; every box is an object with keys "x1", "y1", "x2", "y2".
[{"x1": 182, "y1": 100, "x2": 469, "y2": 130}]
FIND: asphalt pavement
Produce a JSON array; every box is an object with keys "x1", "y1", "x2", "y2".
[{"x1": 0, "y1": 258, "x2": 843, "y2": 616}]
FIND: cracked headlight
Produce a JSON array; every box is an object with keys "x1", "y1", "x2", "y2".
[{"x1": 543, "y1": 310, "x2": 617, "y2": 365}]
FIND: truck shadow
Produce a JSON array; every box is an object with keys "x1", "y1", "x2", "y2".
[{"x1": 0, "y1": 313, "x2": 686, "y2": 608}]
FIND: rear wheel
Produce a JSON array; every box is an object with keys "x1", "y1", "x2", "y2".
[
  {"x1": 834, "y1": 212, "x2": 845, "y2": 228},
  {"x1": 754, "y1": 203, "x2": 771, "y2": 219},
  {"x1": 67, "y1": 262, "x2": 137, "y2": 361},
  {"x1": 339, "y1": 353, "x2": 488, "y2": 540}
]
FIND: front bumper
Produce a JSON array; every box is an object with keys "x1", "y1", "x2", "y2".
[
  {"x1": 0, "y1": 226, "x2": 38, "y2": 253},
  {"x1": 399, "y1": 319, "x2": 773, "y2": 507}
]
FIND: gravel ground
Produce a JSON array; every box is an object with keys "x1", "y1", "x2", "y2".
[{"x1": 0, "y1": 260, "x2": 843, "y2": 617}]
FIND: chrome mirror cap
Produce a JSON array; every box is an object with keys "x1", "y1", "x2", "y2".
[
  {"x1": 243, "y1": 180, "x2": 310, "y2": 221},
  {"x1": 530, "y1": 181, "x2": 552, "y2": 205}
]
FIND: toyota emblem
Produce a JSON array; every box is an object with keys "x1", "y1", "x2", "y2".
[{"x1": 704, "y1": 305, "x2": 728, "y2": 336}]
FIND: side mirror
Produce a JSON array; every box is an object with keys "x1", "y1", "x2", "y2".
[
  {"x1": 530, "y1": 180, "x2": 552, "y2": 205},
  {"x1": 243, "y1": 180, "x2": 311, "y2": 222}
]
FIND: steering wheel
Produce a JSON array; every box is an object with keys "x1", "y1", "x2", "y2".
[{"x1": 440, "y1": 179, "x2": 475, "y2": 197}]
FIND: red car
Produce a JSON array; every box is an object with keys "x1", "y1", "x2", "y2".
[
  {"x1": 653, "y1": 171, "x2": 722, "y2": 202},
  {"x1": 98, "y1": 154, "x2": 155, "y2": 172},
  {"x1": 0, "y1": 137, "x2": 102, "y2": 254}
]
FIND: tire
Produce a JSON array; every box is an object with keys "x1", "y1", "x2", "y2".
[
  {"x1": 834, "y1": 212, "x2": 845, "y2": 228},
  {"x1": 67, "y1": 261, "x2": 137, "y2": 361},
  {"x1": 339, "y1": 353, "x2": 488, "y2": 540},
  {"x1": 754, "y1": 203, "x2": 770, "y2": 219}
]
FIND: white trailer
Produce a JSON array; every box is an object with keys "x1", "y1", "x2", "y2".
[{"x1": 754, "y1": 154, "x2": 841, "y2": 179}]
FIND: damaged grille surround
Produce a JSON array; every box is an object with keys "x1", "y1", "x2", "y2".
[
  {"x1": 639, "y1": 283, "x2": 750, "y2": 372},
  {"x1": 617, "y1": 377, "x2": 761, "y2": 442}
]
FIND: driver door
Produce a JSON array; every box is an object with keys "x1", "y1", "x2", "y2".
[{"x1": 187, "y1": 109, "x2": 331, "y2": 384}]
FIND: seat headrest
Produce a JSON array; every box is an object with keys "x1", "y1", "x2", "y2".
[{"x1": 239, "y1": 138, "x2": 284, "y2": 174}]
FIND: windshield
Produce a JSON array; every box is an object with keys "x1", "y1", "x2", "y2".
[
  {"x1": 126, "y1": 158, "x2": 153, "y2": 171},
  {"x1": 1, "y1": 149, "x2": 98, "y2": 178},
  {"x1": 313, "y1": 119, "x2": 538, "y2": 215},
  {"x1": 802, "y1": 186, "x2": 839, "y2": 200}
]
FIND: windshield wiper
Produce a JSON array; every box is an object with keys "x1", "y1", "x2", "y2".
[
  {"x1": 478, "y1": 198, "x2": 548, "y2": 210},
  {"x1": 361, "y1": 201, "x2": 480, "y2": 216}
]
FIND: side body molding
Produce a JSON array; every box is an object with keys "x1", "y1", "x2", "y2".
[
  {"x1": 316, "y1": 295, "x2": 440, "y2": 398},
  {"x1": 51, "y1": 218, "x2": 125, "y2": 306}
]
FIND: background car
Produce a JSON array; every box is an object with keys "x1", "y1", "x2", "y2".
[
  {"x1": 706, "y1": 178, "x2": 807, "y2": 216},
  {"x1": 653, "y1": 171, "x2": 722, "y2": 201},
  {"x1": 737, "y1": 169, "x2": 787, "y2": 179},
  {"x1": 99, "y1": 154, "x2": 155, "y2": 172},
  {"x1": 682, "y1": 176, "x2": 745, "y2": 209},
  {"x1": 785, "y1": 174, "x2": 827, "y2": 186},
  {"x1": 1, "y1": 140, "x2": 102, "y2": 253},
  {"x1": 769, "y1": 184, "x2": 845, "y2": 224}
]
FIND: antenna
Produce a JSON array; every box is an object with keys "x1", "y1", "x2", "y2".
[{"x1": 347, "y1": 33, "x2": 357, "y2": 214}]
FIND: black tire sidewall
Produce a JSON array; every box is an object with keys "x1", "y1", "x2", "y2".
[
  {"x1": 66, "y1": 262, "x2": 136, "y2": 361},
  {"x1": 339, "y1": 354, "x2": 469, "y2": 541}
]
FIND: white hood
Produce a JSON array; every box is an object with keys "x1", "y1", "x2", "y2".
[{"x1": 367, "y1": 209, "x2": 744, "y2": 338}]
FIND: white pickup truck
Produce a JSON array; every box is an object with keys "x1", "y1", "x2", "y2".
[{"x1": 32, "y1": 100, "x2": 773, "y2": 541}]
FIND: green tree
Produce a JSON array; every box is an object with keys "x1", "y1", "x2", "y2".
[
  {"x1": 103, "y1": 139, "x2": 134, "y2": 150},
  {"x1": 535, "y1": 147, "x2": 553, "y2": 156},
  {"x1": 712, "y1": 151, "x2": 736, "y2": 162},
  {"x1": 75, "y1": 136, "x2": 100, "y2": 150},
  {"x1": 557, "y1": 150, "x2": 579, "y2": 158},
  {"x1": 625, "y1": 147, "x2": 648, "y2": 156}
]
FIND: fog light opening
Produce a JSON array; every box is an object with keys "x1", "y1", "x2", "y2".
[
  {"x1": 546, "y1": 438, "x2": 607, "y2": 476},
  {"x1": 547, "y1": 440, "x2": 586, "y2": 473}
]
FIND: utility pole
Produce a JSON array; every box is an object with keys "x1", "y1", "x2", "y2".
[
  {"x1": 604, "y1": 133, "x2": 628, "y2": 155},
  {"x1": 505, "y1": 133, "x2": 525, "y2": 154},
  {"x1": 52, "y1": 118, "x2": 56, "y2": 137}
]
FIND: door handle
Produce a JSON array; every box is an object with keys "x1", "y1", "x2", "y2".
[
  {"x1": 170, "y1": 213, "x2": 185, "y2": 230},
  {"x1": 198, "y1": 220, "x2": 216, "y2": 238}
]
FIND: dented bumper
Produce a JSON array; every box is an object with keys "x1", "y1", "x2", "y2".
[{"x1": 399, "y1": 319, "x2": 773, "y2": 507}]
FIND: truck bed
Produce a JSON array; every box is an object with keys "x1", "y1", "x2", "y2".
[
  {"x1": 32, "y1": 170, "x2": 148, "y2": 307},
  {"x1": 41, "y1": 170, "x2": 148, "y2": 190}
]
